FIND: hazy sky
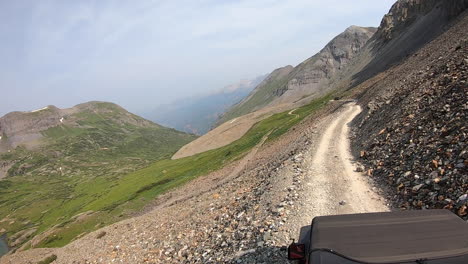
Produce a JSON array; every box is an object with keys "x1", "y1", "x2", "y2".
[{"x1": 0, "y1": 0, "x2": 395, "y2": 116}]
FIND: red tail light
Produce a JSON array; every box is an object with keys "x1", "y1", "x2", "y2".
[{"x1": 288, "y1": 242, "x2": 306, "y2": 260}]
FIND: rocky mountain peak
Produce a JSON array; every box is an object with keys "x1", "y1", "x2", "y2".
[
  {"x1": 374, "y1": 0, "x2": 468, "y2": 44},
  {"x1": 273, "y1": 26, "x2": 376, "y2": 103},
  {"x1": 0, "y1": 106, "x2": 63, "y2": 143},
  {"x1": 325, "y1": 26, "x2": 376, "y2": 60}
]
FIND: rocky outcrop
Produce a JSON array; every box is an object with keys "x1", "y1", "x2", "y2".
[
  {"x1": 0, "y1": 106, "x2": 61, "y2": 136},
  {"x1": 0, "y1": 106, "x2": 63, "y2": 151},
  {"x1": 275, "y1": 26, "x2": 376, "y2": 104},
  {"x1": 352, "y1": 9, "x2": 468, "y2": 219},
  {"x1": 352, "y1": 0, "x2": 468, "y2": 85},
  {"x1": 376, "y1": 0, "x2": 468, "y2": 44}
]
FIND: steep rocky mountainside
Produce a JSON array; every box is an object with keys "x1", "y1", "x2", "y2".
[
  {"x1": 351, "y1": 10, "x2": 468, "y2": 219},
  {"x1": 146, "y1": 76, "x2": 265, "y2": 135},
  {"x1": 0, "y1": 101, "x2": 196, "y2": 250},
  {"x1": 219, "y1": 26, "x2": 375, "y2": 124},
  {"x1": 350, "y1": 0, "x2": 468, "y2": 86},
  {"x1": 217, "y1": 66, "x2": 293, "y2": 124}
]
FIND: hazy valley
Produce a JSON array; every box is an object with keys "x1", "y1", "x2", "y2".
[{"x1": 144, "y1": 76, "x2": 265, "y2": 135}]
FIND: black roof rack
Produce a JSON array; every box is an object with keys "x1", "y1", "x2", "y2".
[{"x1": 310, "y1": 210, "x2": 468, "y2": 263}]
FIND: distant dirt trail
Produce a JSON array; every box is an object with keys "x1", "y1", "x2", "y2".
[
  {"x1": 295, "y1": 103, "x2": 389, "y2": 229},
  {"x1": 287, "y1": 108, "x2": 299, "y2": 119}
]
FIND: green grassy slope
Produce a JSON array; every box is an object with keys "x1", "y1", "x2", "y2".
[
  {"x1": 0, "y1": 96, "x2": 331, "y2": 249},
  {"x1": 0, "y1": 102, "x2": 196, "y2": 249}
]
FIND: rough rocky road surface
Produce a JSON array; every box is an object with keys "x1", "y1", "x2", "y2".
[
  {"x1": 297, "y1": 103, "x2": 388, "y2": 219},
  {"x1": 1, "y1": 102, "x2": 388, "y2": 264}
]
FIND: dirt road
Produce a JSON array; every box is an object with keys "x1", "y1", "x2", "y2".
[
  {"x1": 279, "y1": 102, "x2": 389, "y2": 249},
  {"x1": 303, "y1": 103, "x2": 387, "y2": 216}
]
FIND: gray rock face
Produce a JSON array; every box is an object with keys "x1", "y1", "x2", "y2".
[
  {"x1": 352, "y1": 0, "x2": 468, "y2": 85},
  {"x1": 221, "y1": 0, "x2": 467, "y2": 125},
  {"x1": 275, "y1": 26, "x2": 376, "y2": 104},
  {"x1": 0, "y1": 106, "x2": 63, "y2": 151},
  {"x1": 220, "y1": 26, "x2": 376, "y2": 123},
  {"x1": 376, "y1": 0, "x2": 468, "y2": 44},
  {"x1": 0, "y1": 106, "x2": 61, "y2": 136}
]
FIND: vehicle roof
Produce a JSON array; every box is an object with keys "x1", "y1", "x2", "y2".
[{"x1": 311, "y1": 210, "x2": 468, "y2": 263}]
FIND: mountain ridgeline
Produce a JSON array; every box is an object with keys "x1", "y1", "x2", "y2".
[
  {"x1": 1, "y1": 102, "x2": 171, "y2": 151},
  {"x1": 0, "y1": 102, "x2": 195, "y2": 170}
]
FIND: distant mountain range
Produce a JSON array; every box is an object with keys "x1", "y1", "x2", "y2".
[{"x1": 143, "y1": 75, "x2": 266, "y2": 135}]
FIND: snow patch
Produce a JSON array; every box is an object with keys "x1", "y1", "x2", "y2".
[{"x1": 31, "y1": 106, "x2": 48, "y2": 113}]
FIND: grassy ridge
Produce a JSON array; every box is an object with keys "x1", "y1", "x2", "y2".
[
  {"x1": 0, "y1": 104, "x2": 196, "y2": 249},
  {"x1": 0, "y1": 95, "x2": 331, "y2": 249}
]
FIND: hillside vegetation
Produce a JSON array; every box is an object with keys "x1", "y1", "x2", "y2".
[
  {"x1": 0, "y1": 96, "x2": 332, "y2": 250},
  {"x1": 74, "y1": 95, "x2": 326, "y2": 247},
  {"x1": 0, "y1": 102, "x2": 196, "y2": 249}
]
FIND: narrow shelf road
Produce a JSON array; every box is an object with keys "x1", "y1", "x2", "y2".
[{"x1": 285, "y1": 102, "x2": 389, "y2": 246}]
